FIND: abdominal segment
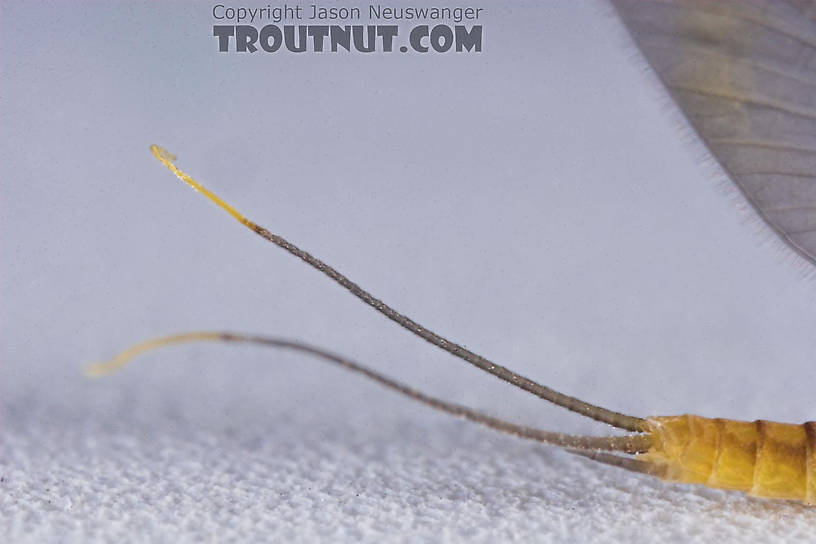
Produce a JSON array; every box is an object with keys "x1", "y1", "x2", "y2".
[{"x1": 641, "y1": 415, "x2": 816, "y2": 503}]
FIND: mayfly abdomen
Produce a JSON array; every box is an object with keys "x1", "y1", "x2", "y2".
[{"x1": 643, "y1": 415, "x2": 816, "y2": 503}]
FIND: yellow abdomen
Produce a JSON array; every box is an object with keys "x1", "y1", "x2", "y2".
[{"x1": 642, "y1": 415, "x2": 816, "y2": 503}]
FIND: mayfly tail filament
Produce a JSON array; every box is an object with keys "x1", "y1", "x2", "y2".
[
  {"x1": 86, "y1": 331, "x2": 651, "y2": 454},
  {"x1": 147, "y1": 145, "x2": 645, "y2": 433}
]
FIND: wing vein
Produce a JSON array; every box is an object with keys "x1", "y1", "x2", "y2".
[{"x1": 670, "y1": 84, "x2": 816, "y2": 120}]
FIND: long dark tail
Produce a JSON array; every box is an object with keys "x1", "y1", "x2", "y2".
[
  {"x1": 87, "y1": 331, "x2": 652, "y2": 453},
  {"x1": 146, "y1": 145, "x2": 645, "y2": 433}
]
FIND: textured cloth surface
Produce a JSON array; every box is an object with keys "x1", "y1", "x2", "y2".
[{"x1": 4, "y1": 387, "x2": 816, "y2": 543}]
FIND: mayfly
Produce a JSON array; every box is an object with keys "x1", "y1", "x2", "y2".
[
  {"x1": 88, "y1": 145, "x2": 816, "y2": 505},
  {"x1": 91, "y1": 0, "x2": 816, "y2": 504}
]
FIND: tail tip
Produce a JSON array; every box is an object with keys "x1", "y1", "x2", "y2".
[
  {"x1": 83, "y1": 361, "x2": 115, "y2": 378},
  {"x1": 150, "y1": 144, "x2": 176, "y2": 162}
]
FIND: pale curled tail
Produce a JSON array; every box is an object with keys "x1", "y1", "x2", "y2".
[
  {"x1": 84, "y1": 332, "x2": 223, "y2": 377},
  {"x1": 86, "y1": 331, "x2": 652, "y2": 454},
  {"x1": 149, "y1": 145, "x2": 253, "y2": 227}
]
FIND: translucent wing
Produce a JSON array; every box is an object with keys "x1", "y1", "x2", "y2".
[{"x1": 612, "y1": 0, "x2": 816, "y2": 265}]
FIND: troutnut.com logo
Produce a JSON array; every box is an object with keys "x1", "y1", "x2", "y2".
[{"x1": 212, "y1": 4, "x2": 484, "y2": 53}]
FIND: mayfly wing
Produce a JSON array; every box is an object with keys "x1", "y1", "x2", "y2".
[{"x1": 611, "y1": 0, "x2": 816, "y2": 265}]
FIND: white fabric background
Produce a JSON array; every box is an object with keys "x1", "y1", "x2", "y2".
[{"x1": 2, "y1": 1, "x2": 816, "y2": 542}]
